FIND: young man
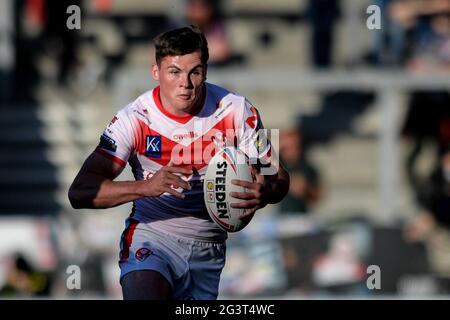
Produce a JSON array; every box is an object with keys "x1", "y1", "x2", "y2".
[{"x1": 68, "y1": 26, "x2": 289, "y2": 300}]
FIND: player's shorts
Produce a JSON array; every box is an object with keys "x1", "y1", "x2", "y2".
[{"x1": 118, "y1": 217, "x2": 226, "y2": 300}]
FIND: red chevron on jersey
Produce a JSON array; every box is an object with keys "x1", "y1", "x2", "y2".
[{"x1": 133, "y1": 111, "x2": 235, "y2": 172}]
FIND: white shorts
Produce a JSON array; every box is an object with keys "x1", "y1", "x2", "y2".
[{"x1": 118, "y1": 218, "x2": 226, "y2": 300}]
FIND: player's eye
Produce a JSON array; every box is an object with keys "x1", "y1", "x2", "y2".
[{"x1": 169, "y1": 70, "x2": 180, "y2": 75}]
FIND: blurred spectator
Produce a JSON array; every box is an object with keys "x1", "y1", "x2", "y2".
[
  {"x1": 183, "y1": 0, "x2": 233, "y2": 66},
  {"x1": 407, "y1": 14, "x2": 450, "y2": 72},
  {"x1": 0, "y1": 253, "x2": 51, "y2": 297},
  {"x1": 405, "y1": 144, "x2": 450, "y2": 280},
  {"x1": 41, "y1": 0, "x2": 82, "y2": 86},
  {"x1": 307, "y1": 0, "x2": 340, "y2": 68},
  {"x1": 402, "y1": 92, "x2": 450, "y2": 199},
  {"x1": 370, "y1": 0, "x2": 406, "y2": 65},
  {"x1": 372, "y1": 0, "x2": 450, "y2": 65},
  {"x1": 7, "y1": 0, "x2": 83, "y2": 101},
  {"x1": 420, "y1": 145, "x2": 450, "y2": 228},
  {"x1": 389, "y1": 0, "x2": 450, "y2": 29},
  {"x1": 388, "y1": 0, "x2": 450, "y2": 67},
  {"x1": 10, "y1": 0, "x2": 45, "y2": 103},
  {"x1": 278, "y1": 128, "x2": 322, "y2": 214},
  {"x1": 395, "y1": 1, "x2": 450, "y2": 203}
]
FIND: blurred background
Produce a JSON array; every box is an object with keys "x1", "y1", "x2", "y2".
[{"x1": 1, "y1": 0, "x2": 450, "y2": 299}]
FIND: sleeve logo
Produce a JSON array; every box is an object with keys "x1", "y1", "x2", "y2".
[{"x1": 99, "y1": 134, "x2": 117, "y2": 152}]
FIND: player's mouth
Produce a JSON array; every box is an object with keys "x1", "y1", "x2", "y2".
[{"x1": 178, "y1": 94, "x2": 192, "y2": 100}]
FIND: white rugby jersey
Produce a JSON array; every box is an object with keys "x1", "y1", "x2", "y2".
[{"x1": 95, "y1": 82, "x2": 271, "y2": 241}]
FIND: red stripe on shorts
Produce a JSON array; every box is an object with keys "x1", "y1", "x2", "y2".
[{"x1": 119, "y1": 219, "x2": 139, "y2": 262}]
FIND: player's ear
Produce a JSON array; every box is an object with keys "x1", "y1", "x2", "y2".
[{"x1": 151, "y1": 63, "x2": 160, "y2": 80}]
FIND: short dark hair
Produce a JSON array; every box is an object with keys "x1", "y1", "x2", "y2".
[{"x1": 154, "y1": 26, "x2": 209, "y2": 65}]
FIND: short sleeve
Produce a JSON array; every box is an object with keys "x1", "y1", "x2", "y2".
[
  {"x1": 94, "y1": 106, "x2": 136, "y2": 167},
  {"x1": 236, "y1": 99, "x2": 272, "y2": 164}
]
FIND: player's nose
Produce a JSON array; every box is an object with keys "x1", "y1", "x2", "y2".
[{"x1": 179, "y1": 73, "x2": 192, "y2": 88}]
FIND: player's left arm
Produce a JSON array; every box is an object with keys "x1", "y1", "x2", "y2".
[{"x1": 230, "y1": 163, "x2": 290, "y2": 219}]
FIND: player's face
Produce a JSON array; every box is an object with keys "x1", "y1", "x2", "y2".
[{"x1": 152, "y1": 51, "x2": 207, "y2": 116}]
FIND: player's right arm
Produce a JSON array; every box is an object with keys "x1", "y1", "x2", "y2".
[{"x1": 68, "y1": 153, "x2": 192, "y2": 209}]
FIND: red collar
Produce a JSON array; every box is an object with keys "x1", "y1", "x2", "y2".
[{"x1": 153, "y1": 86, "x2": 205, "y2": 124}]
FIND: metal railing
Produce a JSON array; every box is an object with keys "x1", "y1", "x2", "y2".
[{"x1": 113, "y1": 67, "x2": 450, "y2": 224}]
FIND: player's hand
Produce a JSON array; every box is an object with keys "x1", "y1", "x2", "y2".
[
  {"x1": 229, "y1": 166, "x2": 269, "y2": 219},
  {"x1": 143, "y1": 161, "x2": 192, "y2": 199}
]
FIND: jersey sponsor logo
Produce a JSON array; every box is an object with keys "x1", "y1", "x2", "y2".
[
  {"x1": 146, "y1": 135, "x2": 162, "y2": 158},
  {"x1": 214, "y1": 161, "x2": 229, "y2": 219},
  {"x1": 99, "y1": 134, "x2": 117, "y2": 152},
  {"x1": 135, "y1": 247, "x2": 152, "y2": 262},
  {"x1": 172, "y1": 131, "x2": 199, "y2": 141}
]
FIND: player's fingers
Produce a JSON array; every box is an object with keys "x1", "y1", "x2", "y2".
[
  {"x1": 231, "y1": 179, "x2": 254, "y2": 189},
  {"x1": 164, "y1": 187, "x2": 186, "y2": 199},
  {"x1": 166, "y1": 174, "x2": 192, "y2": 190},
  {"x1": 230, "y1": 199, "x2": 259, "y2": 209},
  {"x1": 229, "y1": 191, "x2": 254, "y2": 200},
  {"x1": 165, "y1": 166, "x2": 193, "y2": 175}
]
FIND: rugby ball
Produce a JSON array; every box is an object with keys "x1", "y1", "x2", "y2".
[{"x1": 203, "y1": 146, "x2": 254, "y2": 232}]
